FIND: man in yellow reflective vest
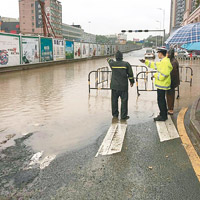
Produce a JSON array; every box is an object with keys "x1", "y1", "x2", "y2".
[
  {"x1": 140, "y1": 48, "x2": 173, "y2": 121},
  {"x1": 107, "y1": 51, "x2": 134, "y2": 120}
]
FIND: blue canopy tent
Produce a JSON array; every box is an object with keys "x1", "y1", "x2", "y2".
[{"x1": 181, "y1": 42, "x2": 200, "y2": 50}]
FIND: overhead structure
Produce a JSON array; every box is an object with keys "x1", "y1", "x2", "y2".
[{"x1": 38, "y1": 0, "x2": 56, "y2": 37}]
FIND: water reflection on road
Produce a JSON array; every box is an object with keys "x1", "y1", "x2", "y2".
[{"x1": 0, "y1": 49, "x2": 199, "y2": 155}]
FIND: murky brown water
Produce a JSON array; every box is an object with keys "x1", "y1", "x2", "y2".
[{"x1": 0, "y1": 49, "x2": 199, "y2": 155}]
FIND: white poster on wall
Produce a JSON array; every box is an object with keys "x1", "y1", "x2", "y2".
[
  {"x1": 81, "y1": 43, "x2": 89, "y2": 58},
  {"x1": 74, "y1": 42, "x2": 81, "y2": 59},
  {"x1": 0, "y1": 34, "x2": 20, "y2": 67},
  {"x1": 53, "y1": 39, "x2": 65, "y2": 61},
  {"x1": 22, "y1": 37, "x2": 40, "y2": 64},
  {"x1": 89, "y1": 44, "x2": 93, "y2": 57},
  {"x1": 104, "y1": 45, "x2": 107, "y2": 55},
  {"x1": 97, "y1": 45, "x2": 101, "y2": 56}
]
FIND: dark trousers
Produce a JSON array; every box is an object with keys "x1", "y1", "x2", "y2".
[
  {"x1": 157, "y1": 89, "x2": 168, "y2": 119},
  {"x1": 111, "y1": 89, "x2": 128, "y2": 119},
  {"x1": 166, "y1": 88, "x2": 175, "y2": 110}
]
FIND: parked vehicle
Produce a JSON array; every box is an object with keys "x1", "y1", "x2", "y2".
[
  {"x1": 177, "y1": 49, "x2": 190, "y2": 59},
  {"x1": 144, "y1": 49, "x2": 155, "y2": 59}
]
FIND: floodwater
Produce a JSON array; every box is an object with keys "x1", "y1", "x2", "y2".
[{"x1": 0, "y1": 49, "x2": 199, "y2": 156}]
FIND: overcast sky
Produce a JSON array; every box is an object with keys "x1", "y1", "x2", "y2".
[{"x1": 0, "y1": 0, "x2": 171, "y2": 40}]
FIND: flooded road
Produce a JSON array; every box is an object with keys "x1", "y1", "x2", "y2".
[{"x1": 0, "y1": 48, "x2": 199, "y2": 156}]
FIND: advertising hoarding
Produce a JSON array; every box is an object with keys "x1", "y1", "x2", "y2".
[
  {"x1": 81, "y1": 43, "x2": 89, "y2": 58},
  {"x1": 93, "y1": 44, "x2": 97, "y2": 56},
  {"x1": 65, "y1": 40, "x2": 74, "y2": 59},
  {"x1": 0, "y1": 33, "x2": 20, "y2": 67},
  {"x1": 89, "y1": 44, "x2": 93, "y2": 57},
  {"x1": 97, "y1": 45, "x2": 101, "y2": 56},
  {"x1": 100, "y1": 45, "x2": 104, "y2": 56},
  {"x1": 74, "y1": 42, "x2": 81, "y2": 59},
  {"x1": 40, "y1": 38, "x2": 53, "y2": 62},
  {"x1": 112, "y1": 45, "x2": 115, "y2": 54},
  {"x1": 104, "y1": 45, "x2": 107, "y2": 55},
  {"x1": 21, "y1": 36, "x2": 40, "y2": 64},
  {"x1": 53, "y1": 39, "x2": 65, "y2": 61}
]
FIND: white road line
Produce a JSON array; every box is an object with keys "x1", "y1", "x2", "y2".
[
  {"x1": 28, "y1": 151, "x2": 56, "y2": 170},
  {"x1": 156, "y1": 115, "x2": 179, "y2": 142},
  {"x1": 96, "y1": 122, "x2": 127, "y2": 157}
]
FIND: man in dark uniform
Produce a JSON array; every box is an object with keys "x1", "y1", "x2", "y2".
[{"x1": 107, "y1": 51, "x2": 134, "y2": 120}]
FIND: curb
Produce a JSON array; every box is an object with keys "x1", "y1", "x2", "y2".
[{"x1": 190, "y1": 96, "x2": 200, "y2": 142}]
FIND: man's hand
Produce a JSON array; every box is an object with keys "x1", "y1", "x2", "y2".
[
  {"x1": 139, "y1": 59, "x2": 145, "y2": 63},
  {"x1": 130, "y1": 83, "x2": 134, "y2": 87}
]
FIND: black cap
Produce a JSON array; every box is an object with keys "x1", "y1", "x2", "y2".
[{"x1": 157, "y1": 47, "x2": 167, "y2": 53}]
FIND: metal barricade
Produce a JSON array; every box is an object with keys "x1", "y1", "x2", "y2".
[
  {"x1": 88, "y1": 66, "x2": 112, "y2": 93},
  {"x1": 136, "y1": 71, "x2": 180, "y2": 98},
  {"x1": 131, "y1": 65, "x2": 148, "y2": 79},
  {"x1": 179, "y1": 66, "x2": 193, "y2": 86}
]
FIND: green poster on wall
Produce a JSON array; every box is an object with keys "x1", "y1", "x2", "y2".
[{"x1": 40, "y1": 38, "x2": 53, "y2": 62}]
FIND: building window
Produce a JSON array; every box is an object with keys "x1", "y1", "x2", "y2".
[
  {"x1": 32, "y1": 10, "x2": 34, "y2": 14},
  {"x1": 32, "y1": 16, "x2": 34, "y2": 20},
  {"x1": 32, "y1": 29, "x2": 35, "y2": 32},
  {"x1": 32, "y1": 22, "x2": 34, "y2": 26},
  {"x1": 31, "y1": 3, "x2": 34, "y2": 7}
]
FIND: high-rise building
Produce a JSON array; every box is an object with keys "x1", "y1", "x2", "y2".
[
  {"x1": 170, "y1": 0, "x2": 186, "y2": 33},
  {"x1": 19, "y1": 0, "x2": 62, "y2": 37},
  {"x1": 170, "y1": 0, "x2": 200, "y2": 33},
  {"x1": 182, "y1": 0, "x2": 200, "y2": 25}
]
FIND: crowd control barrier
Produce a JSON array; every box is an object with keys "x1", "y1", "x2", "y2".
[
  {"x1": 88, "y1": 67, "x2": 112, "y2": 93},
  {"x1": 131, "y1": 65, "x2": 148, "y2": 80},
  {"x1": 136, "y1": 71, "x2": 180, "y2": 98},
  {"x1": 88, "y1": 65, "x2": 149, "y2": 93},
  {"x1": 179, "y1": 66, "x2": 193, "y2": 86},
  {"x1": 136, "y1": 66, "x2": 193, "y2": 97}
]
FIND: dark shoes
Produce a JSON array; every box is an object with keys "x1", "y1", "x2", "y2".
[
  {"x1": 168, "y1": 111, "x2": 173, "y2": 115},
  {"x1": 153, "y1": 115, "x2": 168, "y2": 122},
  {"x1": 121, "y1": 116, "x2": 130, "y2": 120}
]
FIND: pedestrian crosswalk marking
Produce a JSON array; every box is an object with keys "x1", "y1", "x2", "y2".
[
  {"x1": 95, "y1": 122, "x2": 127, "y2": 157},
  {"x1": 156, "y1": 116, "x2": 179, "y2": 142}
]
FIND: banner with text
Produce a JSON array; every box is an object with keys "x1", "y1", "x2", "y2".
[
  {"x1": 40, "y1": 38, "x2": 53, "y2": 62},
  {"x1": 53, "y1": 39, "x2": 65, "y2": 61}
]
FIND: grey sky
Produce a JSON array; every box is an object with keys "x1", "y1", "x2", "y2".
[{"x1": 0, "y1": 0, "x2": 171, "y2": 40}]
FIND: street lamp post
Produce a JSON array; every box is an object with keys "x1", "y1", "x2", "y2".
[
  {"x1": 156, "y1": 20, "x2": 162, "y2": 47},
  {"x1": 88, "y1": 21, "x2": 91, "y2": 33},
  {"x1": 157, "y1": 8, "x2": 165, "y2": 46}
]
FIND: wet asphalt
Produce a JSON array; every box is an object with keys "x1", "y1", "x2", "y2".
[
  {"x1": 0, "y1": 49, "x2": 200, "y2": 199},
  {"x1": 1, "y1": 120, "x2": 200, "y2": 199}
]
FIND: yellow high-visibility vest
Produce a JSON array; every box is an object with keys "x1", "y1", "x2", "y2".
[{"x1": 145, "y1": 57, "x2": 173, "y2": 90}]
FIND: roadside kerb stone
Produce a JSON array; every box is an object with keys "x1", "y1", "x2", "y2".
[{"x1": 190, "y1": 96, "x2": 200, "y2": 143}]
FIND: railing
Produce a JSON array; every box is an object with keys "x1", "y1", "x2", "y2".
[
  {"x1": 88, "y1": 65, "x2": 193, "y2": 96},
  {"x1": 179, "y1": 66, "x2": 193, "y2": 86},
  {"x1": 88, "y1": 67, "x2": 111, "y2": 93},
  {"x1": 136, "y1": 71, "x2": 180, "y2": 98},
  {"x1": 135, "y1": 66, "x2": 193, "y2": 97},
  {"x1": 131, "y1": 65, "x2": 148, "y2": 80}
]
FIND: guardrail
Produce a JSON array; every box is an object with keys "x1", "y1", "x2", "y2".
[
  {"x1": 179, "y1": 66, "x2": 193, "y2": 86},
  {"x1": 136, "y1": 71, "x2": 180, "y2": 98},
  {"x1": 88, "y1": 65, "x2": 148, "y2": 93},
  {"x1": 88, "y1": 67, "x2": 112, "y2": 93}
]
